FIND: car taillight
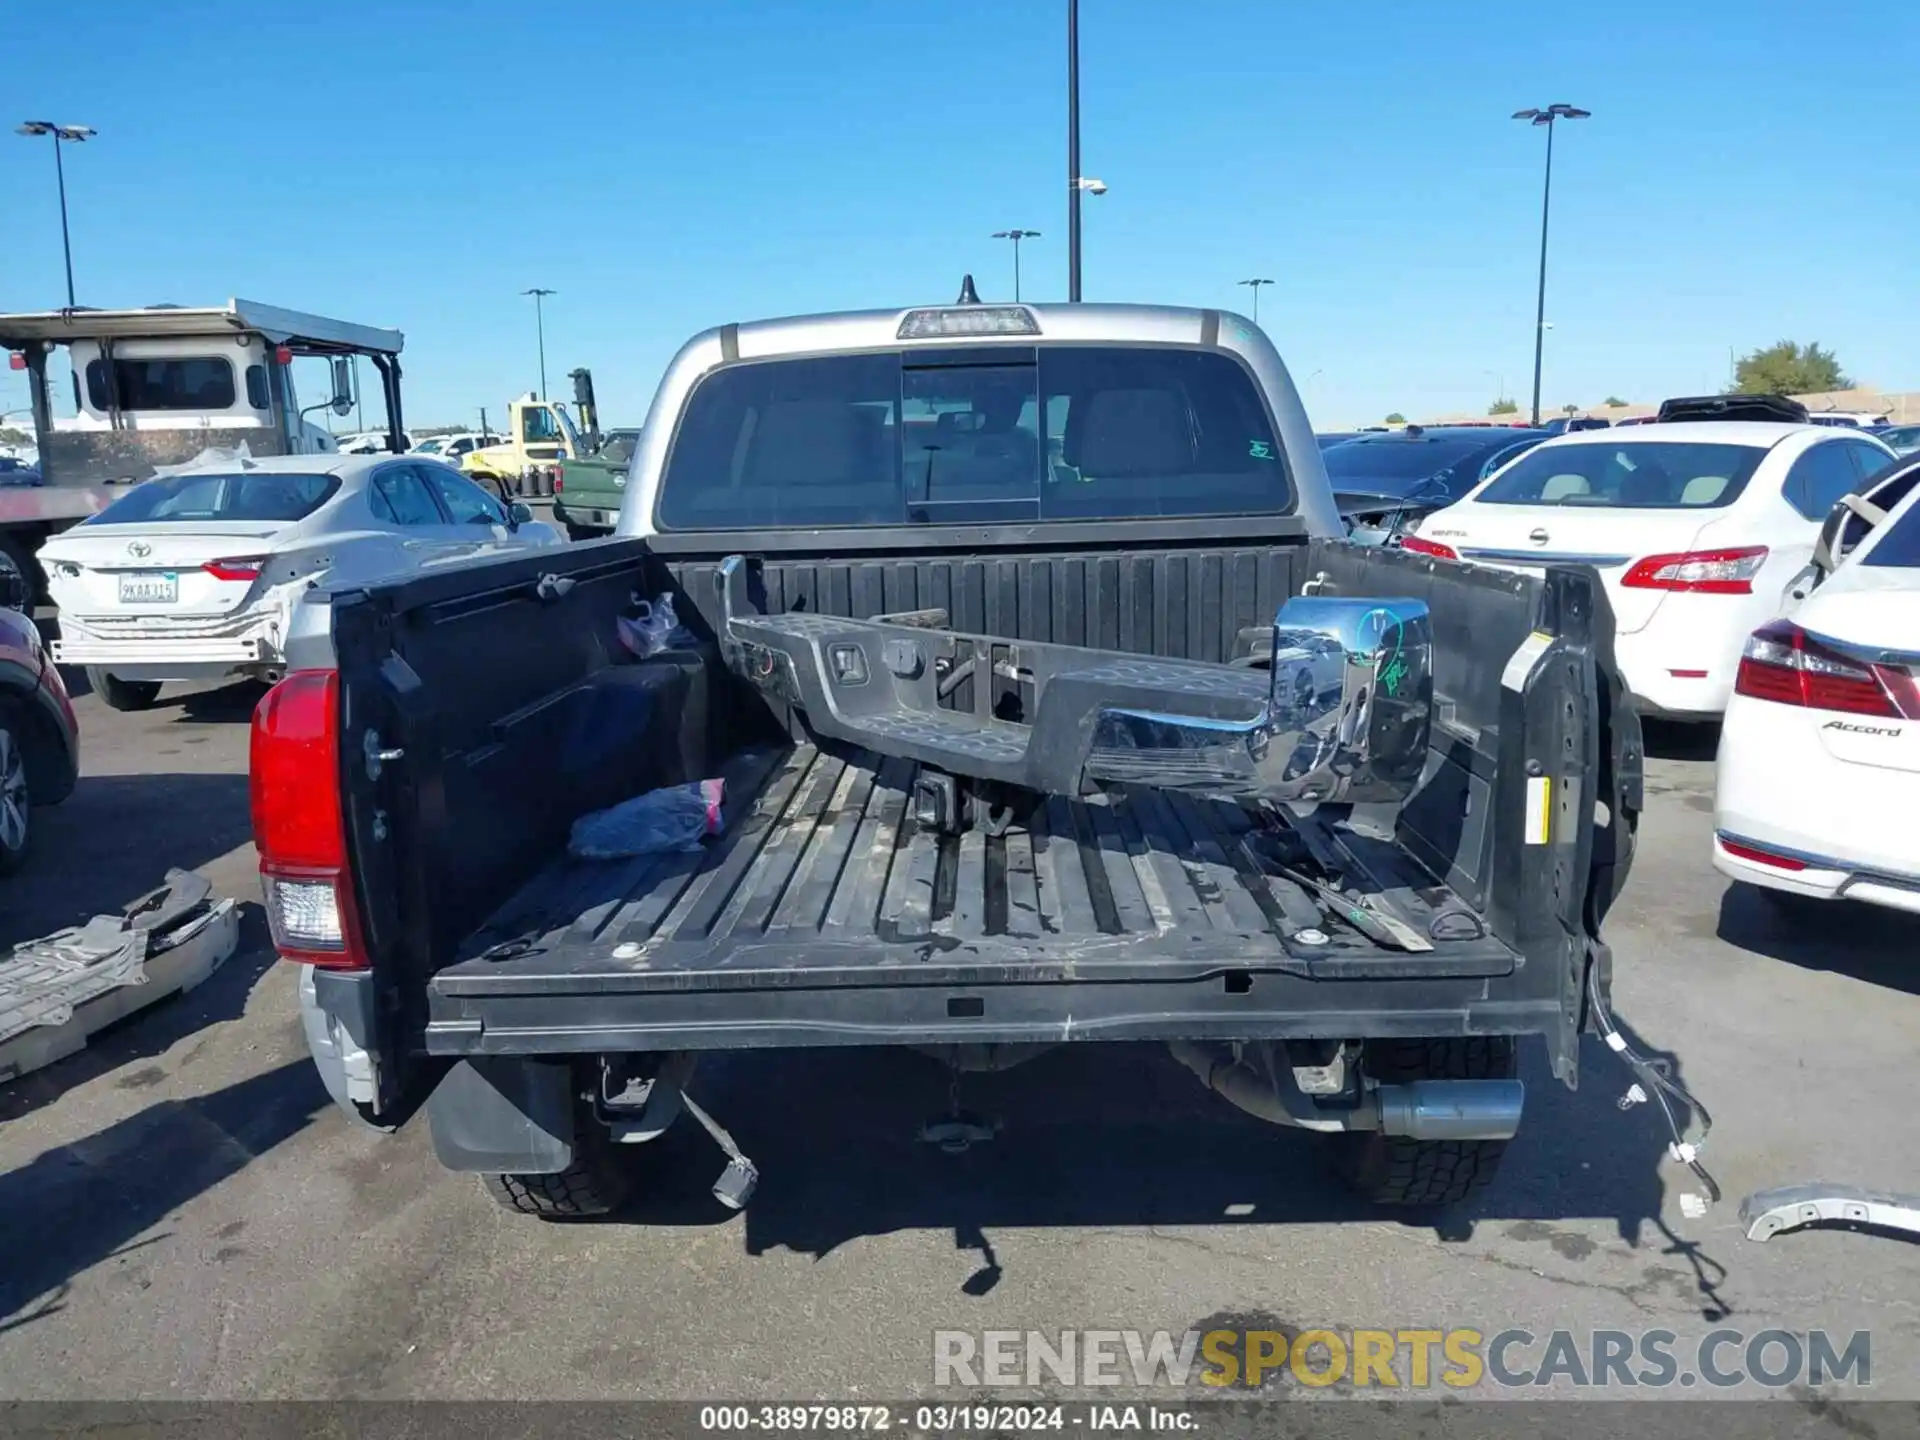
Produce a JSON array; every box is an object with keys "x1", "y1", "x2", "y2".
[
  {"x1": 1733, "y1": 620, "x2": 1920, "y2": 719},
  {"x1": 250, "y1": 669, "x2": 369, "y2": 969},
  {"x1": 1399, "y1": 534, "x2": 1460, "y2": 561},
  {"x1": 1620, "y1": 546, "x2": 1767, "y2": 594},
  {"x1": 553, "y1": 472, "x2": 565, "y2": 492},
  {"x1": 204, "y1": 556, "x2": 266, "y2": 582}
]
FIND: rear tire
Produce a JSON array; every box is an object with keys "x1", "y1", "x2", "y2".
[
  {"x1": 0, "y1": 535, "x2": 38, "y2": 607},
  {"x1": 0, "y1": 537, "x2": 41, "y2": 610},
  {"x1": 1334, "y1": 1036, "x2": 1516, "y2": 1207},
  {"x1": 0, "y1": 705, "x2": 32, "y2": 876},
  {"x1": 480, "y1": 1108, "x2": 631, "y2": 1219},
  {"x1": 87, "y1": 669, "x2": 162, "y2": 712}
]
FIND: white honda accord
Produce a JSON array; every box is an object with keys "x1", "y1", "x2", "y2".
[
  {"x1": 1713, "y1": 451, "x2": 1920, "y2": 915},
  {"x1": 40, "y1": 452, "x2": 561, "y2": 709},
  {"x1": 1404, "y1": 421, "x2": 1895, "y2": 719}
]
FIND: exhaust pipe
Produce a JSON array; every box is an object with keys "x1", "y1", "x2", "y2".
[{"x1": 1167, "y1": 1040, "x2": 1522, "y2": 1142}]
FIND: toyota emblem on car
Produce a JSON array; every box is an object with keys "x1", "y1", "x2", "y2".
[{"x1": 128, "y1": 541, "x2": 152, "y2": 558}]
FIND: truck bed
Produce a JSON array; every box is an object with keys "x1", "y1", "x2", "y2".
[{"x1": 427, "y1": 740, "x2": 1525, "y2": 1056}]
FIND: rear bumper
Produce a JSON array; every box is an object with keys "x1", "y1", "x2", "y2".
[
  {"x1": 1714, "y1": 832, "x2": 1920, "y2": 915},
  {"x1": 1614, "y1": 607, "x2": 1757, "y2": 719},
  {"x1": 51, "y1": 623, "x2": 280, "y2": 677},
  {"x1": 425, "y1": 967, "x2": 1558, "y2": 1058},
  {"x1": 1713, "y1": 694, "x2": 1920, "y2": 912},
  {"x1": 552, "y1": 498, "x2": 618, "y2": 531}
]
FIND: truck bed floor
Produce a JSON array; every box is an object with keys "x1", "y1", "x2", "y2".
[{"x1": 439, "y1": 744, "x2": 1515, "y2": 998}]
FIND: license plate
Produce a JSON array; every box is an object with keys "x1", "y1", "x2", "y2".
[{"x1": 119, "y1": 572, "x2": 179, "y2": 604}]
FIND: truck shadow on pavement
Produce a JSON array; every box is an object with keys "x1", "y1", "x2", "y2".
[
  {"x1": 1715, "y1": 884, "x2": 1920, "y2": 997},
  {"x1": 0, "y1": 1056, "x2": 331, "y2": 1334},
  {"x1": 52, "y1": 663, "x2": 266, "y2": 722},
  {"x1": 0, "y1": 772, "x2": 256, "y2": 945},
  {"x1": 612, "y1": 1028, "x2": 1731, "y2": 1313}
]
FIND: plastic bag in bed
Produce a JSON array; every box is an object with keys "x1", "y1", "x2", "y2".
[
  {"x1": 618, "y1": 593, "x2": 696, "y2": 659},
  {"x1": 569, "y1": 778, "x2": 726, "y2": 859}
]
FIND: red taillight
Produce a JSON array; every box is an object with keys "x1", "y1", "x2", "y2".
[
  {"x1": 553, "y1": 471, "x2": 565, "y2": 492},
  {"x1": 1620, "y1": 546, "x2": 1767, "y2": 594},
  {"x1": 1719, "y1": 836, "x2": 1808, "y2": 872},
  {"x1": 1733, "y1": 620, "x2": 1917, "y2": 719},
  {"x1": 7, "y1": 352, "x2": 24, "y2": 371},
  {"x1": 250, "y1": 669, "x2": 369, "y2": 969},
  {"x1": 204, "y1": 556, "x2": 266, "y2": 582},
  {"x1": 1399, "y1": 534, "x2": 1460, "y2": 561}
]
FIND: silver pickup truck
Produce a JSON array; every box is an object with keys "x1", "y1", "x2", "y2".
[{"x1": 256, "y1": 299, "x2": 1642, "y2": 1219}]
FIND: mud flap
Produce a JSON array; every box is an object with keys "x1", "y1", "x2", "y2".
[{"x1": 427, "y1": 1056, "x2": 576, "y2": 1174}]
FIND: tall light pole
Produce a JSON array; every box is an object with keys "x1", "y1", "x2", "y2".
[
  {"x1": 521, "y1": 287, "x2": 555, "y2": 399},
  {"x1": 1067, "y1": 0, "x2": 1081, "y2": 301},
  {"x1": 992, "y1": 230, "x2": 1041, "y2": 301},
  {"x1": 16, "y1": 122, "x2": 95, "y2": 307},
  {"x1": 1237, "y1": 278, "x2": 1274, "y2": 323},
  {"x1": 1064, "y1": 2, "x2": 1109, "y2": 301},
  {"x1": 1512, "y1": 103, "x2": 1589, "y2": 426}
]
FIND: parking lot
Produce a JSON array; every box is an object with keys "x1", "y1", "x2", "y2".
[{"x1": 0, "y1": 668, "x2": 1916, "y2": 1401}]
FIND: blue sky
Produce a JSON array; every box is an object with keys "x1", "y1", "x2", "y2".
[{"x1": 3, "y1": 0, "x2": 1914, "y2": 430}]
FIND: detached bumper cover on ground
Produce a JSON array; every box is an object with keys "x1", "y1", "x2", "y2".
[{"x1": 0, "y1": 867, "x2": 239, "y2": 1083}]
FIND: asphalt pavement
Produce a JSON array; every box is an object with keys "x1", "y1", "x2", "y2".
[{"x1": 1, "y1": 674, "x2": 1917, "y2": 1413}]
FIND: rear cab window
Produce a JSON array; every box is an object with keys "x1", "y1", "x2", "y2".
[
  {"x1": 1474, "y1": 441, "x2": 1768, "y2": 509},
  {"x1": 89, "y1": 470, "x2": 339, "y2": 524},
  {"x1": 85, "y1": 356, "x2": 236, "y2": 411},
  {"x1": 655, "y1": 345, "x2": 1290, "y2": 530}
]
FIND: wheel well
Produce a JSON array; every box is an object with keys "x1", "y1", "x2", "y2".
[
  {"x1": 0, "y1": 685, "x2": 75, "y2": 805},
  {"x1": 0, "y1": 530, "x2": 50, "y2": 605}
]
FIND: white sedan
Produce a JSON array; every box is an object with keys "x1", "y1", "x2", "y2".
[
  {"x1": 40, "y1": 452, "x2": 561, "y2": 710},
  {"x1": 1713, "y1": 452, "x2": 1920, "y2": 915},
  {"x1": 1404, "y1": 421, "x2": 1895, "y2": 719}
]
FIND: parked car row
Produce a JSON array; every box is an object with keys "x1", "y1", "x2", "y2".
[
  {"x1": 410, "y1": 431, "x2": 502, "y2": 466},
  {"x1": 34, "y1": 453, "x2": 562, "y2": 710},
  {"x1": 1401, "y1": 416, "x2": 1896, "y2": 719},
  {"x1": 1713, "y1": 449, "x2": 1920, "y2": 916},
  {"x1": 1363, "y1": 403, "x2": 1917, "y2": 919}
]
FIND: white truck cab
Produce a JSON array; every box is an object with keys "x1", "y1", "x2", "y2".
[
  {"x1": 62, "y1": 333, "x2": 339, "y2": 454},
  {"x1": 2, "y1": 300, "x2": 405, "y2": 490}
]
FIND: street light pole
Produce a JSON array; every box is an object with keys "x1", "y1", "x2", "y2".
[
  {"x1": 16, "y1": 122, "x2": 95, "y2": 307},
  {"x1": 1237, "y1": 278, "x2": 1274, "y2": 323},
  {"x1": 521, "y1": 287, "x2": 555, "y2": 399},
  {"x1": 992, "y1": 230, "x2": 1041, "y2": 301},
  {"x1": 1067, "y1": 0, "x2": 1081, "y2": 302},
  {"x1": 1512, "y1": 103, "x2": 1588, "y2": 427}
]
